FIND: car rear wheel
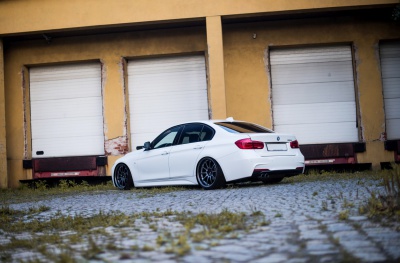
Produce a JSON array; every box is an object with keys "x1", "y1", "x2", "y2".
[
  {"x1": 114, "y1": 163, "x2": 133, "y2": 190},
  {"x1": 261, "y1": 178, "x2": 283, "y2": 184},
  {"x1": 196, "y1": 157, "x2": 226, "y2": 190}
]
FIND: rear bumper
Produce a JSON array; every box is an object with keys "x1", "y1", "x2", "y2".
[
  {"x1": 251, "y1": 167, "x2": 304, "y2": 180},
  {"x1": 216, "y1": 149, "x2": 305, "y2": 182}
]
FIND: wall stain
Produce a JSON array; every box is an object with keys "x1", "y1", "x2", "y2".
[{"x1": 105, "y1": 136, "x2": 128, "y2": 155}]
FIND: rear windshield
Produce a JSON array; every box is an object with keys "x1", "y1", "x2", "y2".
[{"x1": 215, "y1": 122, "x2": 273, "y2": 134}]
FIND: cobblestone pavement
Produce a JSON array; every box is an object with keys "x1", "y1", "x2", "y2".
[{"x1": 2, "y1": 178, "x2": 400, "y2": 262}]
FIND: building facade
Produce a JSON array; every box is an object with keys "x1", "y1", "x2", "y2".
[{"x1": 0, "y1": 0, "x2": 399, "y2": 188}]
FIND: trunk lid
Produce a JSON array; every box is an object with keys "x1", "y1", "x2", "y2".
[{"x1": 247, "y1": 133, "x2": 298, "y2": 156}]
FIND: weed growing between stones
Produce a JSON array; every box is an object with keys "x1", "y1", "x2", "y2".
[
  {"x1": 338, "y1": 210, "x2": 349, "y2": 220},
  {"x1": 0, "y1": 206, "x2": 268, "y2": 261},
  {"x1": 359, "y1": 163, "x2": 400, "y2": 221}
]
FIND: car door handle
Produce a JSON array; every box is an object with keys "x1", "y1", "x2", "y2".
[
  {"x1": 161, "y1": 152, "x2": 169, "y2": 155},
  {"x1": 193, "y1": 146, "x2": 203, "y2": 150}
]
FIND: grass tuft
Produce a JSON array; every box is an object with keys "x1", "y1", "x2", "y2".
[{"x1": 359, "y1": 163, "x2": 400, "y2": 221}]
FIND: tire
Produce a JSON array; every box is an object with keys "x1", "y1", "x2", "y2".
[
  {"x1": 114, "y1": 163, "x2": 134, "y2": 190},
  {"x1": 196, "y1": 157, "x2": 226, "y2": 190},
  {"x1": 261, "y1": 178, "x2": 283, "y2": 184}
]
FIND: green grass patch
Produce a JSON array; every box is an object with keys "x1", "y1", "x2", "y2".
[
  {"x1": 283, "y1": 170, "x2": 382, "y2": 184},
  {"x1": 0, "y1": 180, "x2": 115, "y2": 205}
]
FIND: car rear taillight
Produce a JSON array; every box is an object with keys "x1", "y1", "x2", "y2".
[
  {"x1": 235, "y1": 138, "x2": 264, "y2": 149},
  {"x1": 290, "y1": 140, "x2": 299, "y2": 149}
]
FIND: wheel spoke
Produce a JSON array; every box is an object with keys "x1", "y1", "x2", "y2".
[
  {"x1": 198, "y1": 159, "x2": 218, "y2": 187},
  {"x1": 115, "y1": 164, "x2": 133, "y2": 189}
]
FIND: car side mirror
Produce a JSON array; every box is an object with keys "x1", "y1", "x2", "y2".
[
  {"x1": 136, "y1": 146, "x2": 143, "y2": 150},
  {"x1": 143, "y1": 141, "x2": 151, "y2": 151}
]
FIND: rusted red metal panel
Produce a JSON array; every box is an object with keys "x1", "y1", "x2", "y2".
[
  {"x1": 33, "y1": 170, "x2": 99, "y2": 179},
  {"x1": 305, "y1": 157, "x2": 356, "y2": 166},
  {"x1": 33, "y1": 156, "x2": 98, "y2": 179},
  {"x1": 300, "y1": 143, "x2": 355, "y2": 160},
  {"x1": 34, "y1": 156, "x2": 97, "y2": 172}
]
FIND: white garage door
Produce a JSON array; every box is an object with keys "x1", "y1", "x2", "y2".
[
  {"x1": 30, "y1": 63, "x2": 104, "y2": 158},
  {"x1": 380, "y1": 41, "x2": 400, "y2": 140},
  {"x1": 128, "y1": 55, "x2": 209, "y2": 149},
  {"x1": 270, "y1": 46, "x2": 359, "y2": 144}
]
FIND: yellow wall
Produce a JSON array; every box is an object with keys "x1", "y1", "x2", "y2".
[
  {"x1": 0, "y1": 0, "x2": 396, "y2": 35},
  {"x1": 0, "y1": 39, "x2": 7, "y2": 188},
  {"x1": 1, "y1": 0, "x2": 400, "y2": 188},
  {"x1": 223, "y1": 17, "x2": 400, "y2": 168},
  {"x1": 206, "y1": 16, "x2": 227, "y2": 119},
  {"x1": 4, "y1": 27, "x2": 207, "y2": 187}
]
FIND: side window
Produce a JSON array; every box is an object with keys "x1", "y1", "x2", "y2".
[
  {"x1": 177, "y1": 124, "x2": 203, "y2": 145},
  {"x1": 152, "y1": 126, "x2": 181, "y2": 149},
  {"x1": 200, "y1": 125, "x2": 215, "y2": 141}
]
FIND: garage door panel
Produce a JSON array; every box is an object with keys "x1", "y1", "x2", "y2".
[
  {"x1": 130, "y1": 133, "x2": 160, "y2": 147},
  {"x1": 384, "y1": 98, "x2": 400, "y2": 119},
  {"x1": 270, "y1": 46, "x2": 351, "y2": 65},
  {"x1": 386, "y1": 119, "x2": 400, "y2": 138},
  {"x1": 382, "y1": 78, "x2": 400, "y2": 98},
  {"x1": 32, "y1": 136, "x2": 105, "y2": 158},
  {"x1": 275, "y1": 123, "x2": 359, "y2": 144},
  {"x1": 128, "y1": 55, "x2": 209, "y2": 149},
  {"x1": 272, "y1": 82, "x2": 355, "y2": 105},
  {"x1": 381, "y1": 59, "x2": 400, "y2": 78},
  {"x1": 270, "y1": 45, "x2": 358, "y2": 144},
  {"x1": 381, "y1": 57, "x2": 400, "y2": 69},
  {"x1": 271, "y1": 61, "x2": 354, "y2": 85},
  {"x1": 30, "y1": 64, "x2": 100, "y2": 82},
  {"x1": 131, "y1": 110, "x2": 208, "y2": 134},
  {"x1": 30, "y1": 78, "x2": 101, "y2": 101},
  {"x1": 130, "y1": 91, "x2": 208, "y2": 114},
  {"x1": 30, "y1": 63, "x2": 104, "y2": 158},
  {"x1": 32, "y1": 117, "x2": 103, "y2": 139},
  {"x1": 128, "y1": 57, "x2": 205, "y2": 74},
  {"x1": 274, "y1": 102, "x2": 357, "y2": 125},
  {"x1": 129, "y1": 73, "x2": 206, "y2": 95},
  {"x1": 380, "y1": 41, "x2": 400, "y2": 139},
  {"x1": 31, "y1": 97, "x2": 102, "y2": 120}
]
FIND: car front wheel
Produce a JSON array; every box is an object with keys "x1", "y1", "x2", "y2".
[
  {"x1": 196, "y1": 157, "x2": 226, "y2": 190},
  {"x1": 114, "y1": 163, "x2": 133, "y2": 190}
]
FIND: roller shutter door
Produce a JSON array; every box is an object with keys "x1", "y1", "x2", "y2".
[
  {"x1": 380, "y1": 41, "x2": 400, "y2": 140},
  {"x1": 30, "y1": 63, "x2": 104, "y2": 158},
  {"x1": 128, "y1": 55, "x2": 209, "y2": 149},
  {"x1": 270, "y1": 46, "x2": 359, "y2": 144}
]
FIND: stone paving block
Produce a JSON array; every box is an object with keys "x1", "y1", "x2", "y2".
[
  {"x1": 251, "y1": 253, "x2": 288, "y2": 263},
  {"x1": 326, "y1": 223, "x2": 354, "y2": 232},
  {"x1": 3, "y1": 178, "x2": 400, "y2": 263},
  {"x1": 182, "y1": 254, "x2": 213, "y2": 263},
  {"x1": 299, "y1": 230, "x2": 327, "y2": 240},
  {"x1": 332, "y1": 230, "x2": 365, "y2": 241},
  {"x1": 352, "y1": 251, "x2": 387, "y2": 262}
]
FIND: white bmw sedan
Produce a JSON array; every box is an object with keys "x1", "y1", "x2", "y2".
[{"x1": 112, "y1": 119, "x2": 305, "y2": 190}]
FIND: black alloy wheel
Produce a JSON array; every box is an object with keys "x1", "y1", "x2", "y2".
[
  {"x1": 114, "y1": 163, "x2": 133, "y2": 190},
  {"x1": 196, "y1": 157, "x2": 226, "y2": 190}
]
